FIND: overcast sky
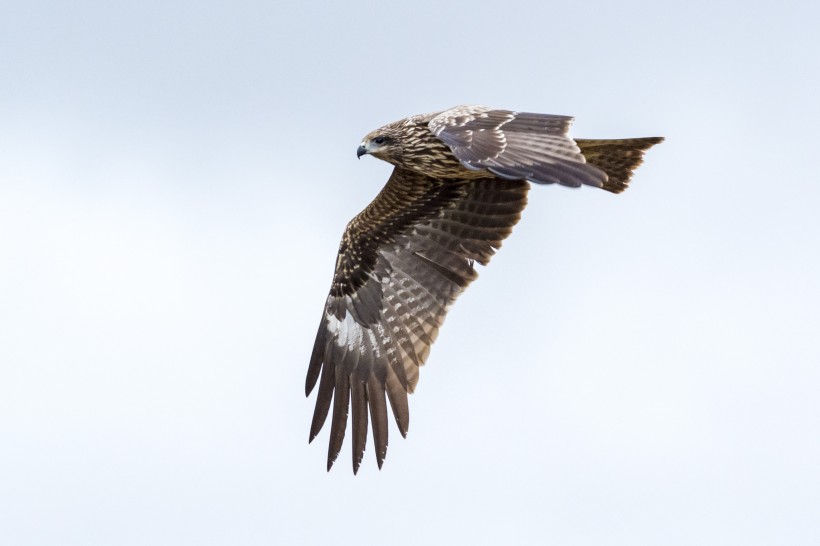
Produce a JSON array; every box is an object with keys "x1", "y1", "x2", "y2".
[{"x1": 2, "y1": 1, "x2": 819, "y2": 545}]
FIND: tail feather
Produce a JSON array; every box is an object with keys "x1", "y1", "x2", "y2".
[{"x1": 575, "y1": 137, "x2": 664, "y2": 194}]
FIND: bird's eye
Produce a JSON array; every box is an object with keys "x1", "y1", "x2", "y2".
[{"x1": 373, "y1": 136, "x2": 386, "y2": 145}]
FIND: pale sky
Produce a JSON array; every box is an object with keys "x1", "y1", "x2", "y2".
[{"x1": 1, "y1": 1, "x2": 819, "y2": 545}]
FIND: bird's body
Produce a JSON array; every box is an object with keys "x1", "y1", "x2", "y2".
[{"x1": 306, "y1": 105, "x2": 663, "y2": 473}]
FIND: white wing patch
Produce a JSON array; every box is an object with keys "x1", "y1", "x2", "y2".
[{"x1": 327, "y1": 309, "x2": 363, "y2": 350}]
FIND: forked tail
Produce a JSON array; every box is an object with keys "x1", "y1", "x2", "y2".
[{"x1": 575, "y1": 137, "x2": 664, "y2": 193}]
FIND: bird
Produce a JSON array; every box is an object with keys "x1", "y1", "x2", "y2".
[{"x1": 305, "y1": 105, "x2": 663, "y2": 473}]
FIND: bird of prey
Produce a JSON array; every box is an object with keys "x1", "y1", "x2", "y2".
[{"x1": 306, "y1": 105, "x2": 662, "y2": 473}]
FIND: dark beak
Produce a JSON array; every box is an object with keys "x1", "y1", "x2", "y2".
[{"x1": 356, "y1": 145, "x2": 367, "y2": 159}]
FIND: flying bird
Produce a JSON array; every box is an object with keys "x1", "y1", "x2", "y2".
[{"x1": 306, "y1": 105, "x2": 663, "y2": 473}]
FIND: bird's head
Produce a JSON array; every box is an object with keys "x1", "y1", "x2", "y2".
[{"x1": 357, "y1": 122, "x2": 406, "y2": 165}]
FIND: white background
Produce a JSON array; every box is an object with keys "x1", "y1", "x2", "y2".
[{"x1": 2, "y1": 1, "x2": 818, "y2": 544}]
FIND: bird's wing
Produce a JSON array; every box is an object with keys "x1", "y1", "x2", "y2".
[
  {"x1": 306, "y1": 167, "x2": 529, "y2": 473},
  {"x1": 429, "y1": 105, "x2": 608, "y2": 188}
]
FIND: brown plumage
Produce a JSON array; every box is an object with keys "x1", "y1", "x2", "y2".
[{"x1": 306, "y1": 105, "x2": 663, "y2": 473}]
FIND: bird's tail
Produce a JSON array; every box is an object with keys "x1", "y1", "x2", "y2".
[{"x1": 575, "y1": 137, "x2": 664, "y2": 193}]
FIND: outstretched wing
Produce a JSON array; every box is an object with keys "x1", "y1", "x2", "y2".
[
  {"x1": 306, "y1": 167, "x2": 529, "y2": 473},
  {"x1": 429, "y1": 105, "x2": 608, "y2": 189}
]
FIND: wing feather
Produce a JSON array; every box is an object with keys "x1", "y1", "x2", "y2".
[
  {"x1": 350, "y1": 377, "x2": 369, "y2": 474},
  {"x1": 366, "y1": 375, "x2": 389, "y2": 468},
  {"x1": 306, "y1": 168, "x2": 529, "y2": 471},
  {"x1": 326, "y1": 365, "x2": 350, "y2": 470},
  {"x1": 429, "y1": 105, "x2": 608, "y2": 188}
]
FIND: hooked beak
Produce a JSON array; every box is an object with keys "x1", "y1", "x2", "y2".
[{"x1": 356, "y1": 144, "x2": 367, "y2": 159}]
